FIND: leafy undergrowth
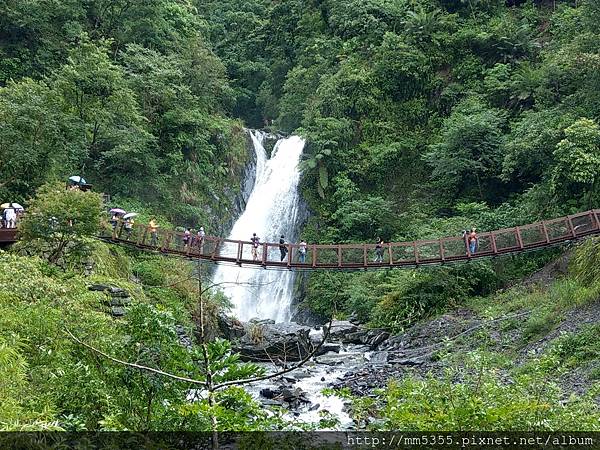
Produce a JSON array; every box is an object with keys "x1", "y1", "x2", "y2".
[
  {"x1": 0, "y1": 245, "x2": 273, "y2": 431},
  {"x1": 338, "y1": 239, "x2": 600, "y2": 430},
  {"x1": 378, "y1": 352, "x2": 600, "y2": 431}
]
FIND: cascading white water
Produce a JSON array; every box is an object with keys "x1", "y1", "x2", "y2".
[{"x1": 212, "y1": 130, "x2": 305, "y2": 322}]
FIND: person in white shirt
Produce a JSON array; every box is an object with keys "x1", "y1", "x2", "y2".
[
  {"x1": 298, "y1": 239, "x2": 307, "y2": 263},
  {"x1": 196, "y1": 227, "x2": 206, "y2": 253},
  {"x1": 4, "y1": 208, "x2": 16, "y2": 228}
]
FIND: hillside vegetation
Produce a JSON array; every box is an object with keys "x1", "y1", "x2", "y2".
[{"x1": 1, "y1": 0, "x2": 600, "y2": 434}]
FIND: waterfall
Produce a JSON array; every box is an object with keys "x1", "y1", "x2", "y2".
[{"x1": 212, "y1": 130, "x2": 305, "y2": 323}]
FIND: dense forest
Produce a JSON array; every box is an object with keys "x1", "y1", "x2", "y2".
[{"x1": 2, "y1": 0, "x2": 600, "y2": 437}]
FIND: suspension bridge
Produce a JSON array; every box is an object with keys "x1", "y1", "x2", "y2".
[{"x1": 3, "y1": 210, "x2": 598, "y2": 270}]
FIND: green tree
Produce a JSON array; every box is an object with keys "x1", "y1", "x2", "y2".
[
  {"x1": 425, "y1": 97, "x2": 505, "y2": 204},
  {"x1": 300, "y1": 117, "x2": 354, "y2": 199},
  {"x1": 551, "y1": 118, "x2": 600, "y2": 206},
  {"x1": 18, "y1": 182, "x2": 102, "y2": 265},
  {"x1": 501, "y1": 109, "x2": 570, "y2": 185},
  {"x1": 53, "y1": 37, "x2": 155, "y2": 193},
  {"x1": 0, "y1": 79, "x2": 79, "y2": 203}
]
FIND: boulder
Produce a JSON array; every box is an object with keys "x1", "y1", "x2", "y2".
[
  {"x1": 281, "y1": 387, "x2": 310, "y2": 404},
  {"x1": 260, "y1": 387, "x2": 279, "y2": 399},
  {"x1": 314, "y1": 343, "x2": 341, "y2": 356},
  {"x1": 341, "y1": 328, "x2": 390, "y2": 348},
  {"x1": 89, "y1": 284, "x2": 111, "y2": 292},
  {"x1": 109, "y1": 287, "x2": 129, "y2": 298},
  {"x1": 111, "y1": 306, "x2": 126, "y2": 317},
  {"x1": 217, "y1": 313, "x2": 245, "y2": 341},
  {"x1": 367, "y1": 351, "x2": 389, "y2": 364},
  {"x1": 109, "y1": 298, "x2": 131, "y2": 307},
  {"x1": 234, "y1": 321, "x2": 313, "y2": 362},
  {"x1": 327, "y1": 320, "x2": 359, "y2": 341}
]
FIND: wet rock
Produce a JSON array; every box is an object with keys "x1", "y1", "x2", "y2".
[
  {"x1": 291, "y1": 371, "x2": 312, "y2": 380},
  {"x1": 234, "y1": 321, "x2": 313, "y2": 362},
  {"x1": 389, "y1": 357, "x2": 424, "y2": 366},
  {"x1": 249, "y1": 318, "x2": 276, "y2": 326},
  {"x1": 368, "y1": 351, "x2": 389, "y2": 364},
  {"x1": 279, "y1": 387, "x2": 310, "y2": 405},
  {"x1": 368, "y1": 330, "x2": 391, "y2": 348},
  {"x1": 342, "y1": 329, "x2": 390, "y2": 348},
  {"x1": 281, "y1": 388, "x2": 296, "y2": 402},
  {"x1": 328, "y1": 320, "x2": 359, "y2": 341},
  {"x1": 260, "y1": 387, "x2": 279, "y2": 399},
  {"x1": 342, "y1": 331, "x2": 366, "y2": 344},
  {"x1": 315, "y1": 354, "x2": 345, "y2": 366},
  {"x1": 111, "y1": 306, "x2": 125, "y2": 317},
  {"x1": 314, "y1": 343, "x2": 341, "y2": 356},
  {"x1": 217, "y1": 313, "x2": 245, "y2": 341}
]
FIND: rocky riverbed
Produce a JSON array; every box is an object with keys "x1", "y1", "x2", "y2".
[
  {"x1": 219, "y1": 316, "x2": 421, "y2": 427},
  {"x1": 223, "y1": 296, "x2": 600, "y2": 426}
]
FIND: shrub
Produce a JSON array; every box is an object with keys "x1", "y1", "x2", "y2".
[
  {"x1": 17, "y1": 182, "x2": 102, "y2": 267},
  {"x1": 363, "y1": 352, "x2": 600, "y2": 431}
]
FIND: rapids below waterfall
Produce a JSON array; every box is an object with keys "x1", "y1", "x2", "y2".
[{"x1": 212, "y1": 130, "x2": 304, "y2": 322}]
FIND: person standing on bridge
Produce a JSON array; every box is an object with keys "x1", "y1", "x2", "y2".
[
  {"x1": 251, "y1": 233, "x2": 260, "y2": 261},
  {"x1": 375, "y1": 237, "x2": 384, "y2": 263},
  {"x1": 149, "y1": 218, "x2": 159, "y2": 247},
  {"x1": 183, "y1": 228, "x2": 191, "y2": 249},
  {"x1": 196, "y1": 227, "x2": 206, "y2": 253},
  {"x1": 298, "y1": 239, "x2": 307, "y2": 263},
  {"x1": 124, "y1": 216, "x2": 135, "y2": 239},
  {"x1": 4, "y1": 207, "x2": 16, "y2": 229},
  {"x1": 468, "y1": 228, "x2": 478, "y2": 254},
  {"x1": 279, "y1": 235, "x2": 288, "y2": 262}
]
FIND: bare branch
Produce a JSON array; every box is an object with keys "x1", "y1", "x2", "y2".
[
  {"x1": 64, "y1": 315, "x2": 334, "y2": 392},
  {"x1": 64, "y1": 328, "x2": 205, "y2": 386}
]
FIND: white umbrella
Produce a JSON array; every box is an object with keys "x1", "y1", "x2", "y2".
[
  {"x1": 68, "y1": 175, "x2": 86, "y2": 184},
  {"x1": 0, "y1": 202, "x2": 24, "y2": 210},
  {"x1": 123, "y1": 213, "x2": 138, "y2": 219}
]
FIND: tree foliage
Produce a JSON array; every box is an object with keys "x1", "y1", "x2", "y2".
[{"x1": 18, "y1": 182, "x2": 103, "y2": 265}]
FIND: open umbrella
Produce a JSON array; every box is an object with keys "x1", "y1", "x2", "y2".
[
  {"x1": 1, "y1": 202, "x2": 24, "y2": 210},
  {"x1": 68, "y1": 175, "x2": 86, "y2": 185},
  {"x1": 123, "y1": 212, "x2": 138, "y2": 219},
  {"x1": 109, "y1": 208, "x2": 126, "y2": 215}
]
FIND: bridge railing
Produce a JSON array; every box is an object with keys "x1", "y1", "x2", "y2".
[{"x1": 106, "y1": 209, "x2": 600, "y2": 268}]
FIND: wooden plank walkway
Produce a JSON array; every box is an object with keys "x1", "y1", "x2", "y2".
[
  {"x1": 2, "y1": 209, "x2": 599, "y2": 270},
  {"x1": 0, "y1": 228, "x2": 17, "y2": 244},
  {"x1": 107, "y1": 209, "x2": 600, "y2": 270}
]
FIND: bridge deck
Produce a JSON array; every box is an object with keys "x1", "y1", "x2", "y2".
[
  {"x1": 0, "y1": 228, "x2": 17, "y2": 244},
  {"x1": 105, "y1": 209, "x2": 600, "y2": 270},
  {"x1": 2, "y1": 210, "x2": 599, "y2": 269}
]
